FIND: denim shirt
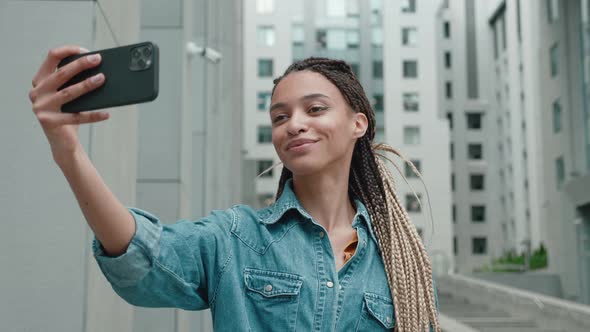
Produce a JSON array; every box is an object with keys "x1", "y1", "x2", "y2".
[{"x1": 92, "y1": 179, "x2": 439, "y2": 331}]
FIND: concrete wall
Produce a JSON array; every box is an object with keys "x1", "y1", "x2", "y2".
[
  {"x1": 1, "y1": 1, "x2": 139, "y2": 331},
  {"x1": 0, "y1": 0, "x2": 243, "y2": 331}
]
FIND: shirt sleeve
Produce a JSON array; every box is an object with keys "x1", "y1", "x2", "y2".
[{"x1": 92, "y1": 206, "x2": 233, "y2": 311}]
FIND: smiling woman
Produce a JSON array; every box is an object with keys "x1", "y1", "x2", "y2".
[{"x1": 33, "y1": 48, "x2": 439, "y2": 331}]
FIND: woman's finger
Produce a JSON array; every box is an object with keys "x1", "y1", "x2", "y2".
[
  {"x1": 37, "y1": 52, "x2": 102, "y2": 92},
  {"x1": 42, "y1": 73, "x2": 105, "y2": 107},
  {"x1": 37, "y1": 110, "x2": 109, "y2": 127},
  {"x1": 32, "y1": 45, "x2": 89, "y2": 88}
]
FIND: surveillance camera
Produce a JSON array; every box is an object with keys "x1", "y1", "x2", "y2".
[
  {"x1": 203, "y1": 47, "x2": 222, "y2": 64},
  {"x1": 186, "y1": 42, "x2": 222, "y2": 64}
]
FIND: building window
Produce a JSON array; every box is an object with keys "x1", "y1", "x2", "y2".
[
  {"x1": 257, "y1": 160, "x2": 274, "y2": 177},
  {"x1": 372, "y1": 28, "x2": 383, "y2": 48},
  {"x1": 316, "y1": 30, "x2": 327, "y2": 49},
  {"x1": 447, "y1": 112, "x2": 453, "y2": 129},
  {"x1": 256, "y1": 0, "x2": 274, "y2": 14},
  {"x1": 347, "y1": 30, "x2": 360, "y2": 49},
  {"x1": 375, "y1": 128, "x2": 385, "y2": 143},
  {"x1": 468, "y1": 143, "x2": 483, "y2": 160},
  {"x1": 403, "y1": 60, "x2": 418, "y2": 78},
  {"x1": 403, "y1": 126, "x2": 420, "y2": 145},
  {"x1": 444, "y1": 51, "x2": 452, "y2": 68},
  {"x1": 547, "y1": 0, "x2": 559, "y2": 23},
  {"x1": 257, "y1": 92, "x2": 271, "y2": 111},
  {"x1": 406, "y1": 193, "x2": 422, "y2": 212},
  {"x1": 471, "y1": 205, "x2": 486, "y2": 222},
  {"x1": 556, "y1": 156, "x2": 565, "y2": 189},
  {"x1": 402, "y1": 27, "x2": 417, "y2": 46},
  {"x1": 403, "y1": 93, "x2": 419, "y2": 112},
  {"x1": 445, "y1": 81, "x2": 453, "y2": 99},
  {"x1": 466, "y1": 112, "x2": 482, "y2": 130},
  {"x1": 370, "y1": 0, "x2": 382, "y2": 25},
  {"x1": 443, "y1": 21, "x2": 450, "y2": 38},
  {"x1": 417, "y1": 227, "x2": 423, "y2": 241},
  {"x1": 350, "y1": 63, "x2": 360, "y2": 77},
  {"x1": 257, "y1": 26, "x2": 275, "y2": 46},
  {"x1": 472, "y1": 237, "x2": 487, "y2": 255},
  {"x1": 470, "y1": 174, "x2": 485, "y2": 191},
  {"x1": 553, "y1": 98, "x2": 562, "y2": 133},
  {"x1": 550, "y1": 43, "x2": 558, "y2": 77},
  {"x1": 292, "y1": 24, "x2": 304, "y2": 46},
  {"x1": 258, "y1": 59, "x2": 273, "y2": 77},
  {"x1": 326, "y1": 29, "x2": 347, "y2": 50},
  {"x1": 373, "y1": 94, "x2": 384, "y2": 112},
  {"x1": 453, "y1": 236, "x2": 458, "y2": 255},
  {"x1": 257, "y1": 126, "x2": 272, "y2": 143},
  {"x1": 450, "y1": 142, "x2": 454, "y2": 160},
  {"x1": 373, "y1": 61, "x2": 383, "y2": 78},
  {"x1": 401, "y1": 0, "x2": 416, "y2": 13},
  {"x1": 326, "y1": 0, "x2": 346, "y2": 17},
  {"x1": 451, "y1": 173, "x2": 455, "y2": 191},
  {"x1": 405, "y1": 159, "x2": 421, "y2": 178},
  {"x1": 452, "y1": 204, "x2": 456, "y2": 223}
]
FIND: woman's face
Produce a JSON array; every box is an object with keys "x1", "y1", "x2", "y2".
[{"x1": 270, "y1": 70, "x2": 367, "y2": 176}]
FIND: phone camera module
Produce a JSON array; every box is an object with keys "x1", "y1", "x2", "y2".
[{"x1": 142, "y1": 47, "x2": 152, "y2": 57}]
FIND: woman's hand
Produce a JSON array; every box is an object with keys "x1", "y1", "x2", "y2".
[{"x1": 29, "y1": 45, "x2": 108, "y2": 161}]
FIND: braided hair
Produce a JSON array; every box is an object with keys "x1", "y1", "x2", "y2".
[{"x1": 271, "y1": 58, "x2": 441, "y2": 332}]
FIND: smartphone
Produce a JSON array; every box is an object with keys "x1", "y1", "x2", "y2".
[{"x1": 57, "y1": 41, "x2": 159, "y2": 113}]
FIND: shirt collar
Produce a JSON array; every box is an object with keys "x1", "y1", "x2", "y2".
[{"x1": 256, "y1": 178, "x2": 378, "y2": 244}]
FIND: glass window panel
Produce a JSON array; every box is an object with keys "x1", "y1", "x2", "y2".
[
  {"x1": 403, "y1": 60, "x2": 418, "y2": 78},
  {"x1": 258, "y1": 59, "x2": 273, "y2": 77},
  {"x1": 257, "y1": 26, "x2": 275, "y2": 46},
  {"x1": 257, "y1": 160, "x2": 274, "y2": 177},
  {"x1": 403, "y1": 93, "x2": 419, "y2": 112},
  {"x1": 406, "y1": 193, "x2": 422, "y2": 212},
  {"x1": 256, "y1": 0, "x2": 274, "y2": 14},
  {"x1": 257, "y1": 92, "x2": 271, "y2": 111},
  {"x1": 257, "y1": 125, "x2": 273, "y2": 143},
  {"x1": 327, "y1": 29, "x2": 347, "y2": 50},
  {"x1": 401, "y1": 0, "x2": 416, "y2": 13},
  {"x1": 404, "y1": 126, "x2": 420, "y2": 145},
  {"x1": 402, "y1": 27, "x2": 417, "y2": 46}
]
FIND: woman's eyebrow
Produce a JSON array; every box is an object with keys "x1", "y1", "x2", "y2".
[{"x1": 270, "y1": 93, "x2": 331, "y2": 112}]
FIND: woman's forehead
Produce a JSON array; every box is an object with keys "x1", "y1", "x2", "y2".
[{"x1": 272, "y1": 71, "x2": 343, "y2": 103}]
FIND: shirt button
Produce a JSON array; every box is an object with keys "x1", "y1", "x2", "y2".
[
  {"x1": 386, "y1": 316, "x2": 391, "y2": 324},
  {"x1": 326, "y1": 281, "x2": 334, "y2": 288},
  {"x1": 338, "y1": 285, "x2": 342, "y2": 290},
  {"x1": 264, "y1": 284, "x2": 273, "y2": 292},
  {"x1": 319, "y1": 231, "x2": 325, "y2": 238}
]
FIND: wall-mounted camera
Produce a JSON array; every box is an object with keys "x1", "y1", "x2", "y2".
[
  {"x1": 186, "y1": 42, "x2": 222, "y2": 64},
  {"x1": 129, "y1": 44, "x2": 153, "y2": 71}
]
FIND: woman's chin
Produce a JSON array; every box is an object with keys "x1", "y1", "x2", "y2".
[{"x1": 283, "y1": 160, "x2": 323, "y2": 177}]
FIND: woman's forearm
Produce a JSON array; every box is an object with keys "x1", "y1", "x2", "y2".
[{"x1": 55, "y1": 146, "x2": 136, "y2": 257}]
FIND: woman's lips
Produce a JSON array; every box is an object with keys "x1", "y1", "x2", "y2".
[{"x1": 286, "y1": 139, "x2": 318, "y2": 152}]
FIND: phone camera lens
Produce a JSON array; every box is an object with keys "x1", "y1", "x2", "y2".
[
  {"x1": 142, "y1": 47, "x2": 152, "y2": 57},
  {"x1": 132, "y1": 50, "x2": 141, "y2": 58},
  {"x1": 138, "y1": 59, "x2": 146, "y2": 68}
]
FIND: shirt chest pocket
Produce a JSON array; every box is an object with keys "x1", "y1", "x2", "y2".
[
  {"x1": 355, "y1": 292, "x2": 395, "y2": 331},
  {"x1": 243, "y1": 268, "x2": 303, "y2": 332}
]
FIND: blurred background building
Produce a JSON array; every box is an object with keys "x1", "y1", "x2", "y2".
[{"x1": 2, "y1": 0, "x2": 590, "y2": 331}]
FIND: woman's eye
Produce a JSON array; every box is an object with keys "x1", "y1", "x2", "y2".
[
  {"x1": 309, "y1": 106, "x2": 327, "y2": 113},
  {"x1": 272, "y1": 115, "x2": 287, "y2": 123}
]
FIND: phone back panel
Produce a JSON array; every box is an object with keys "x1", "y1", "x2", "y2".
[{"x1": 58, "y1": 42, "x2": 159, "y2": 113}]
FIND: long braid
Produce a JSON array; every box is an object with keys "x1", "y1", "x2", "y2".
[{"x1": 272, "y1": 57, "x2": 441, "y2": 332}]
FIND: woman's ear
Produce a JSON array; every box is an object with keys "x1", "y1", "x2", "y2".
[{"x1": 352, "y1": 112, "x2": 369, "y2": 139}]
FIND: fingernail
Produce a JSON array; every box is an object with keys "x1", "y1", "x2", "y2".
[
  {"x1": 88, "y1": 54, "x2": 100, "y2": 63},
  {"x1": 79, "y1": 47, "x2": 90, "y2": 54},
  {"x1": 91, "y1": 73, "x2": 103, "y2": 83}
]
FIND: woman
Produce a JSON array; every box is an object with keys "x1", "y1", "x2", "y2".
[{"x1": 29, "y1": 46, "x2": 440, "y2": 331}]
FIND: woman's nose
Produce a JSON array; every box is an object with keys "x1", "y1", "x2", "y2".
[{"x1": 286, "y1": 111, "x2": 308, "y2": 135}]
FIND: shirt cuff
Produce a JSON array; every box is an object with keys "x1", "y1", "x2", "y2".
[{"x1": 92, "y1": 207, "x2": 163, "y2": 288}]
